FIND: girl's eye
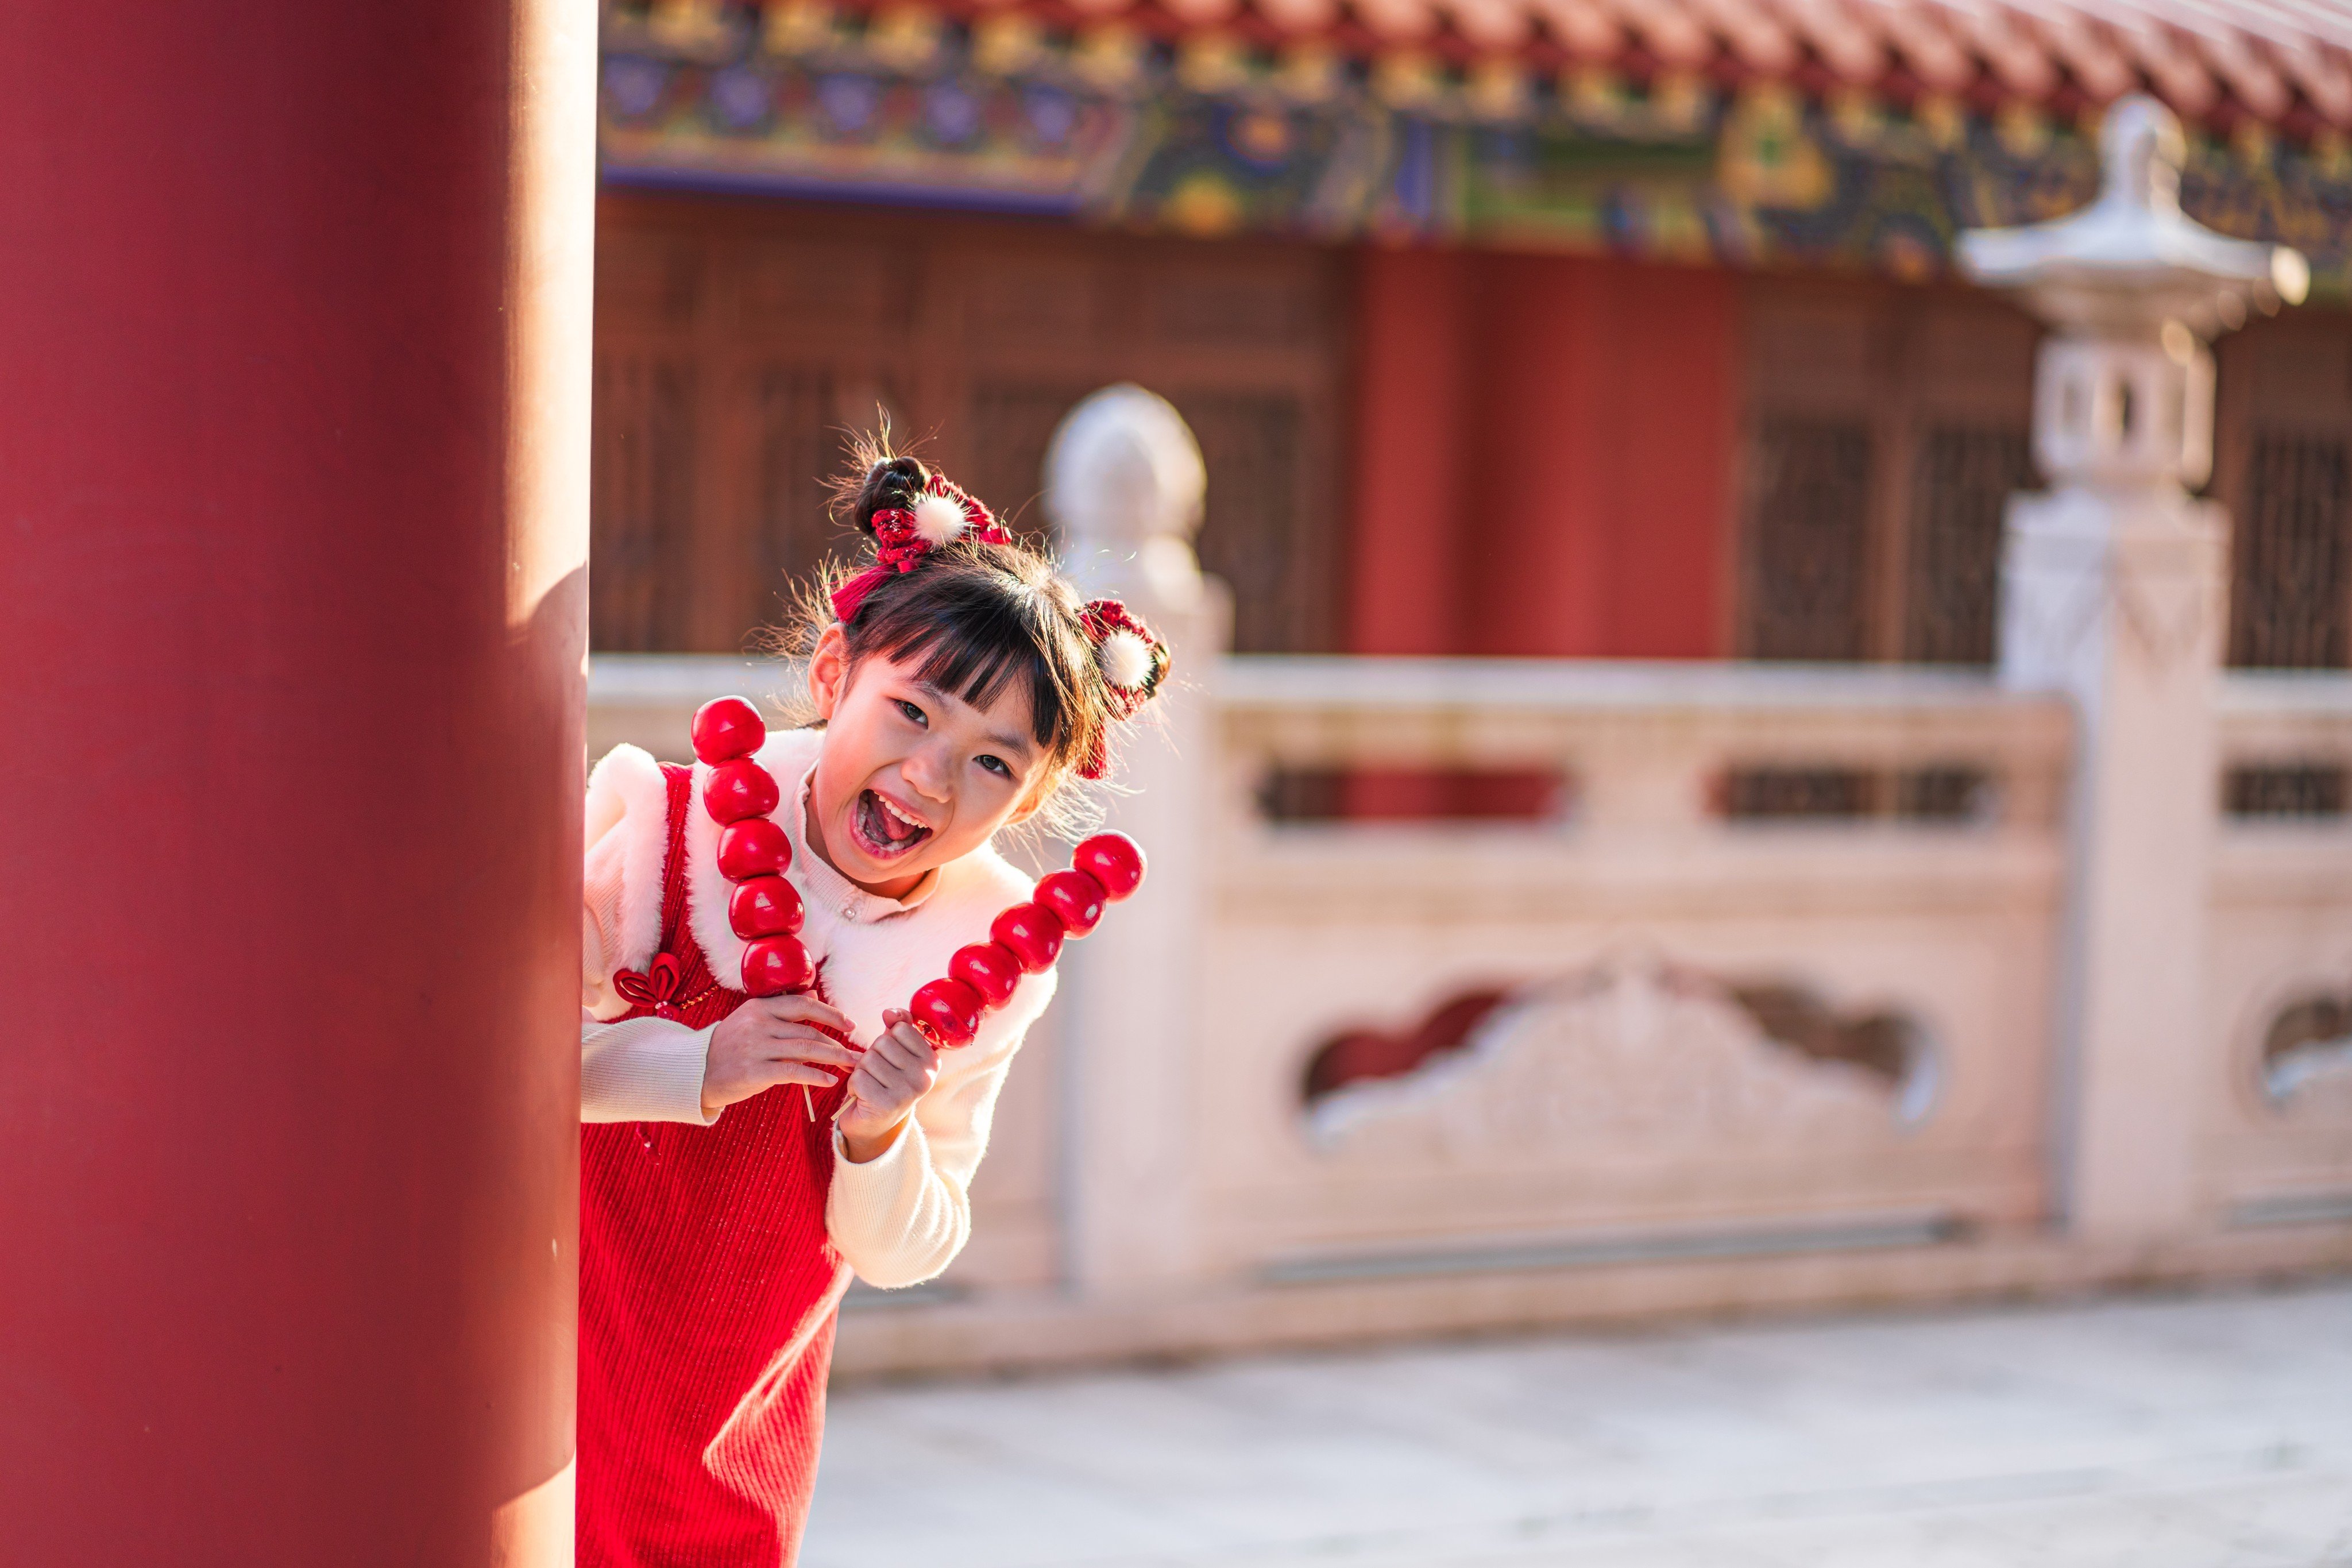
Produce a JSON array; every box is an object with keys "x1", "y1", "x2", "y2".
[
  {"x1": 895, "y1": 699, "x2": 927, "y2": 728},
  {"x1": 977, "y1": 755, "x2": 1013, "y2": 780}
]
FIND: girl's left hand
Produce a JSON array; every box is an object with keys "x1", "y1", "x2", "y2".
[{"x1": 837, "y1": 1009, "x2": 941, "y2": 1163}]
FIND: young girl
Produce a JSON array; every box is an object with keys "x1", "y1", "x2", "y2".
[{"x1": 574, "y1": 449, "x2": 1169, "y2": 1566}]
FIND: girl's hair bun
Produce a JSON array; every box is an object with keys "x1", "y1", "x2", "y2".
[{"x1": 848, "y1": 453, "x2": 931, "y2": 538}]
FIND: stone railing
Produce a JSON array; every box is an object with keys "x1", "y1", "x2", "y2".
[
  {"x1": 2218, "y1": 673, "x2": 2352, "y2": 823},
  {"x1": 2207, "y1": 675, "x2": 2352, "y2": 1230},
  {"x1": 585, "y1": 644, "x2": 2352, "y2": 1376},
  {"x1": 1218, "y1": 655, "x2": 2070, "y2": 837},
  {"x1": 1182, "y1": 659, "x2": 2074, "y2": 1287}
]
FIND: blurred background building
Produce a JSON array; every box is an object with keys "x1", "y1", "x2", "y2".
[
  {"x1": 593, "y1": 0, "x2": 2349, "y2": 675},
  {"x1": 585, "y1": 0, "x2": 2352, "y2": 1377}
]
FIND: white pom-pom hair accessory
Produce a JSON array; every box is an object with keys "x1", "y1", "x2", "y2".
[
  {"x1": 910, "y1": 489, "x2": 972, "y2": 547},
  {"x1": 1098, "y1": 628, "x2": 1153, "y2": 692}
]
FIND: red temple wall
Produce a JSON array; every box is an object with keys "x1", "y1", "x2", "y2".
[{"x1": 1347, "y1": 246, "x2": 1736, "y2": 659}]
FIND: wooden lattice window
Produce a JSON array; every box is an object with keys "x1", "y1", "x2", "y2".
[
  {"x1": 1905, "y1": 427, "x2": 2034, "y2": 665},
  {"x1": 1180, "y1": 390, "x2": 1326, "y2": 654},
  {"x1": 2216, "y1": 312, "x2": 2352, "y2": 670},
  {"x1": 964, "y1": 382, "x2": 1098, "y2": 534},
  {"x1": 1736, "y1": 278, "x2": 2038, "y2": 665},
  {"x1": 589, "y1": 350, "x2": 700, "y2": 652},
  {"x1": 1741, "y1": 419, "x2": 1875, "y2": 661},
  {"x1": 591, "y1": 194, "x2": 1344, "y2": 654},
  {"x1": 2226, "y1": 763, "x2": 2350, "y2": 818},
  {"x1": 745, "y1": 366, "x2": 910, "y2": 629},
  {"x1": 2229, "y1": 436, "x2": 2351, "y2": 669}
]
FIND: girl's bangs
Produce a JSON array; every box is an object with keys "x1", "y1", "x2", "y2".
[{"x1": 865, "y1": 589, "x2": 1078, "y2": 758}]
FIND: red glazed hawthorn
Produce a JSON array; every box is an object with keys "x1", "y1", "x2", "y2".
[
  {"x1": 716, "y1": 818, "x2": 792, "y2": 882},
  {"x1": 703, "y1": 758, "x2": 781, "y2": 825},
  {"x1": 1033, "y1": 868, "x2": 1106, "y2": 936},
  {"x1": 728, "y1": 875, "x2": 804, "y2": 940},
  {"x1": 909, "y1": 977, "x2": 984, "y2": 1046},
  {"x1": 949, "y1": 941, "x2": 1022, "y2": 1007},
  {"x1": 990, "y1": 903, "x2": 1065, "y2": 974},
  {"x1": 691, "y1": 696, "x2": 766, "y2": 765},
  {"x1": 740, "y1": 935, "x2": 813, "y2": 998},
  {"x1": 1072, "y1": 832, "x2": 1145, "y2": 901}
]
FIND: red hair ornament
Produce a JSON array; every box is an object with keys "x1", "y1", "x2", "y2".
[
  {"x1": 1076, "y1": 599, "x2": 1167, "y2": 781},
  {"x1": 828, "y1": 476, "x2": 1011, "y2": 624}
]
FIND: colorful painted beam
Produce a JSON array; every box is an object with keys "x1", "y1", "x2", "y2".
[{"x1": 599, "y1": 0, "x2": 2352, "y2": 293}]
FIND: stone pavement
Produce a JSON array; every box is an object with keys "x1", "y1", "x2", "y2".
[{"x1": 805, "y1": 1281, "x2": 2352, "y2": 1567}]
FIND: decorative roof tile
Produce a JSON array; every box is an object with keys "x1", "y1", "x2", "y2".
[
  {"x1": 597, "y1": 0, "x2": 2352, "y2": 291},
  {"x1": 917, "y1": 0, "x2": 2352, "y2": 129}
]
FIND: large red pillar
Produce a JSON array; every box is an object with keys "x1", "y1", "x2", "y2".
[
  {"x1": 1349, "y1": 245, "x2": 1474, "y2": 655},
  {"x1": 0, "y1": 4, "x2": 594, "y2": 1564},
  {"x1": 1347, "y1": 248, "x2": 1736, "y2": 662},
  {"x1": 1344, "y1": 248, "x2": 1473, "y2": 816},
  {"x1": 1601, "y1": 261, "x2": 1737, "y2": 659},
  {"x1": 1466, "y1": 254, "x2": 1737, "y2": 659},
  {"x1": 1465, "y1": 254, "x2": 1611, "y2": 656}
]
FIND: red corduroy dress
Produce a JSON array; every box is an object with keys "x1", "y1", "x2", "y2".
[{"x1": 580, "y1": 763, "x2": 851, "y2": 1567}]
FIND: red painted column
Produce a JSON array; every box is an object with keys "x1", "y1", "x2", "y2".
[
  {"x1": 0, "y1": 4, "x2": 594, "y2": 1564},
  {"x1": 1345, "y1": 245, "x2": 1475, "y2": 817},
  {"x1": 1457, "y1": 253, "x2": 1736, "y2": 659},
  {"x1": 1603, "y1": 262, "x2": 1737, "y2": 658},
  {"x1": 1348, "y1": 244, "x2": 1473, "y2": 655},
  {"x1": 1466, "y1": 254, "x2": 1609, "y2": 656}
]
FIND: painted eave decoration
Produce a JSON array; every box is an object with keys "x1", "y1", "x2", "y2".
[{"x1": 600, "y1": 0, "x2": 2352, "y2": 293}]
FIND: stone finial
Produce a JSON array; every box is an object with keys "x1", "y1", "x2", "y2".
[
  {"x1": 1959, "y1": 95, "x2": 2308, "y2": 339},
  {"x1": 1044, "y1": 384, "x2": 1206, "y2": 551},
  {"x1": 1960, "y1": 96, "x2": 2309, "y2": 491},
  {"x1": 1044, "y1": 384, "x2": 1211, "y2": 609}
]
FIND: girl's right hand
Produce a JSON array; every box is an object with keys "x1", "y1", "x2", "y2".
[{"x1": 702, "y1": 995, "x2": 862, "y2": 1119}]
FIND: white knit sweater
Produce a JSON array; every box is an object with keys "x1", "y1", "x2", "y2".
[{"x1": 578, "y1": 726, "x2": 1054, "y2": 1289}]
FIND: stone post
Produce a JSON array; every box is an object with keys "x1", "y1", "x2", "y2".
[
  {"x1": 1963, "y1": 98, "x2": 2307, "y2": 1246},
  {"x1": 1045, "y1": 385, "x2": 1233, "y2": 1297}
]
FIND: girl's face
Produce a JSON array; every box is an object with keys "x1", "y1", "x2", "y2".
[{"x1": 802, "y1": 624, "x2": 1053, "y2": 899}]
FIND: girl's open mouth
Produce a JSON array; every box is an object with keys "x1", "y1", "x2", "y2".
[{"x1": 851, "y1": 787, "x2": 933, "y2": 860}]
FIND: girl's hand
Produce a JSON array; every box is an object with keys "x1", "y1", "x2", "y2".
[
  {"x1": 837, "y1": 1009, "x2": 941, "y2": 1163},
  {"x1": 702, "y1": 995, "x2": 862, "y2": 1120}
]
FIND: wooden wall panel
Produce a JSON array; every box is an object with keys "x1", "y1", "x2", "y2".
[
  {"x1": 965, "y1": 380, "x2": 1096, "y2": 532},
  {"x1": 1179, "y1": 389, "x2": 1321, "y2": 653},
  {"x1": 2216, "y1": 312, "x2": 2352, "y2": 670},
  {"x1": 589, "y1": 349, "x2": 701, "y2": 651},
  {"x1": 1735, "y1": 275, "x2": 2039, "y2": 665},
  {"x1": 592, "y1": 192, "x2": 1346, "y2": 654},
  {"x1": 1343, "y1": 249, "x2": 1736, "y2": 661},
  {"x1": 1903, "y1": 427, "x2": 2033, "y2": 664}
]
